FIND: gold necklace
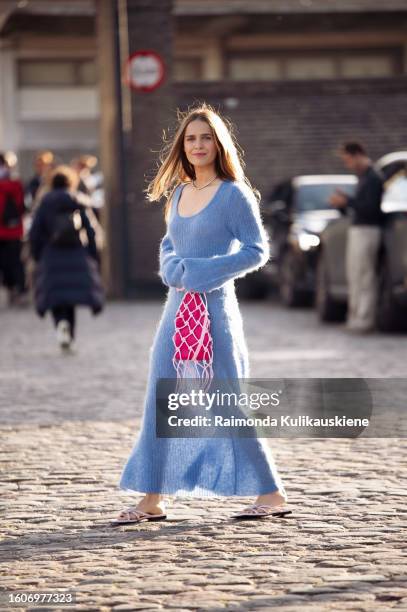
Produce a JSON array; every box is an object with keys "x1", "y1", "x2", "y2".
[{"x1": 192, "y1": 175, "x2": 218, "y2": 190}]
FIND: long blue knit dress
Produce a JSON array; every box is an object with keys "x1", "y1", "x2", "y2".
[{"x1": 120, "y1": 179, "x2": 287, "y2": 498}]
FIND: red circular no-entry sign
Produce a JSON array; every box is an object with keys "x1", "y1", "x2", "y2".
[{"x1": 124, "y1": 50, "x2": 165, "y2": 92}]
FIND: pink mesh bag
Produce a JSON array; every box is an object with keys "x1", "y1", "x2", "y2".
[{"x1": 172, "y1": 291, "x2": 214, "y2": 393}]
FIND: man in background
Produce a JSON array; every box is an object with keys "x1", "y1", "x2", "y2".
[
  {"x1": 329, "y1": 142, "x2": 384, "y2": 333},
  {"x1": 25, "y1": 150, "x2": 55, "y2": 210}
]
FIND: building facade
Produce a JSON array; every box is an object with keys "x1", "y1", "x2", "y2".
[
  {"x1": 0, "y1": 1, "x2": 98, "y2": 179},
  {"x1": 1, "y1": 0, "x2": 407, "y2": 295}
]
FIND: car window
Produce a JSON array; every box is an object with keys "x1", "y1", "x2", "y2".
[
  {"x1": 295, "y1": 183, "x2": 356, "y2": 212},
  {"x1": 378, "y1": 160, "x2": 407, "y2": 181}
]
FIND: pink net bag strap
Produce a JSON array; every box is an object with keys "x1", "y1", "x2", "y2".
[{"x1": 172, "y1": 291, "x2": 214, "y2": 393}]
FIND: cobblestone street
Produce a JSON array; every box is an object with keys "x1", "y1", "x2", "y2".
[{"x1": 1, "y1": 297, "x2": 406, "y2": 611}]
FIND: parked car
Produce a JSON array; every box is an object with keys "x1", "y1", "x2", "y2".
[
  {"x1": 315, "y1": 151, "x2": 407, "y2": 331},
  {"x1": 242, "y1": 175, "x2": 357, "y2": 305}
]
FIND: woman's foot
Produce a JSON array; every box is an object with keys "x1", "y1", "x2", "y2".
[
  {"x1": 117, "y1": 493, "x2": 166, "y2": 522},
  {"x1": 133, "y1": 494, "x2": 166, "y2": 516},
  {"x1": 232, "y1": 490, "x2": 291, "y2": 520},
  {"x1": 255, "y1": 490, "x2": 288, "y2": 508}
]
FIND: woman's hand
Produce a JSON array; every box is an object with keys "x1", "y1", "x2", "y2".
[{"x1": 176, "y1": 287, "x2": 185, "y2": 292}]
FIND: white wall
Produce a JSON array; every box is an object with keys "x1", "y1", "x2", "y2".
[
  {"x1": 0, "y1": 34, "x2": 100, "y2": 175},
  {"x1": 0, "y1": 42, "x2": 19, "y2": 153},
  {"x1": 18, "y1": 87, "x2": 99, "y2": 120}
]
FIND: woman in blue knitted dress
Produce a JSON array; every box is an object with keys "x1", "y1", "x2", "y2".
[{"x1": 116, "y1": 104, "x2": 291, "y2": 523}]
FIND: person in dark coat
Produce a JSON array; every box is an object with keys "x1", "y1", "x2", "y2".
[{"x1": 29, "y1": 165, "x2": 105, "y2": 351}]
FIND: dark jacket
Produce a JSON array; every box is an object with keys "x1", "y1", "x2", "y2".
[
  {"x1": 26, "y1": 174, "x2": 41, "y2": 202},
  {"x1": 346, "y1": 165, "x2": 384, "y2": 226},
  {"x1": 29, "y1": 188, "x2": 105, "y2": 317}
]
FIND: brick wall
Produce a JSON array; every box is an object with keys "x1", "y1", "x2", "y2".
[
  {"x1": 175, "y1": 0, "x2": 407, "y2": 15},
  {"x1": 123, "y1": 75, "x2": 407, "y2": 295},
  {"x1": 175, "y1": 77, "x2": 407, "y2": 200}
]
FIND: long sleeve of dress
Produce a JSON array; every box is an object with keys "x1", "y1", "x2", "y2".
[
  {"x1": 180, "y1": 185, "x2": 270, "y2": 293},
  {"x1": 158, "y1": 232, "x2": 185, "y2": 288}
]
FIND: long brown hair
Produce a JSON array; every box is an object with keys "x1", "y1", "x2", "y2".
[{"x1": 146, "y1": 103, "x2": 260, "y2": 222}]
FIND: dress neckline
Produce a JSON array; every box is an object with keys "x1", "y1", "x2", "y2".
[{"x1": 176, "y1": 180, "x2": 227, "y2": 219}]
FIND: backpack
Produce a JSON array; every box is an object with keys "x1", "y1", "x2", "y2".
[
  {"x1": 50, "y1": 208, "x2": 83, "y2": 247},
  {"x1": 2, "y1": 193, "x2": 20, "y2": 227}
]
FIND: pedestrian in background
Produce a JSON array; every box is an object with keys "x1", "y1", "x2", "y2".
[
  {"x1": 70, "y1": 155, "x2": 98, "y2": 196},
  {"x1": 29, "y1": 165, "x2": 105, "y2": 352},
  {"x1": 25, "y1": 150, "x2": 55, "y2": 211},
  {"x1": 70, "y1": 155, "x2": 103, "y2": 220},
  {"x1": 0, "y1": 153, "x2": 27, "y2": 305},
  {"x1": 329, "y1": 142, "x2": 384, "y2": 333}
]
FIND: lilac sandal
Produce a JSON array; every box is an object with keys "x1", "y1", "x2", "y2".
[
  {"x1": 231, "y1": 504, "x2": 293, "y2": 520},
  {"x1": 111, "y1": 506, "x2": 167, "y2": 526}
]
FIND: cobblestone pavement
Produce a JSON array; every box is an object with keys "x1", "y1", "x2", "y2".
[{"x1": 1, "y1": 296, "x2": 406, "y2": 611}]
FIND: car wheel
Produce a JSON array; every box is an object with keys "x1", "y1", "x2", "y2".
[
  {"x1": 279, "y1": 249, "x2": 308, "y2": 307},
  {"x1": 315, "y1": 253, "x2": 347, "y2": 322},
  {"x1": 376, "y1": 258, "x2": 407, "y2": 332}
]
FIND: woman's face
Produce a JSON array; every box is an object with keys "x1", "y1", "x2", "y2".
[{"x1": 183, "y1": 119, "x2": 217, "y2": 170}]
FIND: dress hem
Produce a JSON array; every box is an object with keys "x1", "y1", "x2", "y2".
[{"x1": 118, "y1": 483, "x2": 283, "y2": 499}]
